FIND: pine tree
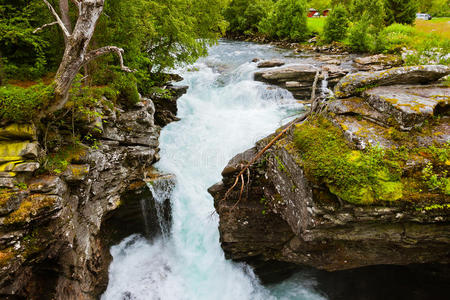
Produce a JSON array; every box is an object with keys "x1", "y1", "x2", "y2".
[
  {"x1": 384, "y1": 0, "x2": 418, "y2": 25},
  {"x1": 323, "y1": 4, "x2": 349, "y2": 43}
]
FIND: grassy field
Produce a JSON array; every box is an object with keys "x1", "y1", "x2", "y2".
[
  {"x1": 308, "y1": 17, "x2": 325, "y2": 35},
  {"x1": 415, "y1": 17, "x2": 450, "y2": 39}
]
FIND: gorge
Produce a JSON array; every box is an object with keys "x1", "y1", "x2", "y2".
[{"x1": 1, "y1": 40, "x2": 449, "y2": 300}]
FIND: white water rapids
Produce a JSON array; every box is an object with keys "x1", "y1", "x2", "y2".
[{"x1": 102, "y1": 41, "x2": 326, "y2": 300}]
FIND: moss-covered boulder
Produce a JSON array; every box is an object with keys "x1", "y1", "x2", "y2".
[
  {"x1": 0, "y1": 124, "x2": 36, "y2": 141},
  {"x1": 0, "y1": 141, "x2": 39, "y2": 163}
]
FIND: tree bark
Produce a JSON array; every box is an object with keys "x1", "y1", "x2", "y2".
[
  {"x1": 39, "y1": 0, "x2": 132, "y2": 116},
  {"x1": 59, "y1": 0, "x2": 72, "y2": 42}
]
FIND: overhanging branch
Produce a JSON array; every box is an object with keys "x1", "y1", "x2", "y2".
[{"x1": 84, "y1": 46, "x2": 135, "y2": 72}]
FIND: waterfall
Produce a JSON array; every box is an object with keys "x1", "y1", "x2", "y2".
[
  {"x1": 320, "y1": 72, "x2": 334, "y2": 98},
  {"x1": 102, "y1": 40, "x2": 324, "y2": 300},
  {"x1": 146, "y1": 175, "x2": 175, "y2": 240}
]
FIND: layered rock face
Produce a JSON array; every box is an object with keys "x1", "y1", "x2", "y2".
[
  {"x1": 254, "y1": 63, "x2": 348, "y2": 100},
  {"x1": 0, "y1": 90, "x2": 183, "y2": 299},
  {"x1": 210, "y1": 65, "x2": 450, "y2": 276}
]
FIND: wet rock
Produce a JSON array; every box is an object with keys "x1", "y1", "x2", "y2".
[
  {"x1": 335, "y1": 65, "x2": 450, "y2": 98},
  {"x1": 257, "y1": 60, "x2": 285, "y2": 68},
  {"x1": 0, "y1": 177, "x2": 15, "y2": 188},
  {"x1": 152, "y1": 85, "x2": 188, "y2": 127},
  {"x1": 210, "y1": 130, "x2": 450, "y2": 274},
  {"x1": 255, "y1": 64, "x2": 349, "y2": 100}
]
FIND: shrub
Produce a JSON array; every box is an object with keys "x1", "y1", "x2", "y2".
[
  {"x1": 0, "y1": 83, "x2": 54, "y2": 123},
  {"x1": 323, "y1": 4, "x2": 349, "y2": 43},
  {"x1": 261, "y1": 0, "x2": 309, "y2": 41},
  {"x1": 377, "y1": 23, "x2": 416, "y2": 52},
  {"x1": 348, "y1": 18, "x2": 376, "y2": 52}
]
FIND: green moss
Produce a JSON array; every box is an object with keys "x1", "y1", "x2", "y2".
[
  {"x1": 275, "y1": 155, "x2": 287, "y2": 173},
  {"x1": 293, "y1": 117, "x2": 403, "y2": 205},
  {"x1": 4, "y1": 194, "x2": 57, "y2": 225}
]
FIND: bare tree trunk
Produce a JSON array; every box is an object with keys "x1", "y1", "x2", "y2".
[
  {"x1": 59, "y1": 0, "x2": 72, "y2": 42},
  {"x1": 38, "y1": 0, "x2": 133, "y2": 116}
]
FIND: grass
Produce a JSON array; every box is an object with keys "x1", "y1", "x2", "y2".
[
  {"x1": 308, "y1": 17, "x2": 326, "y2": 35},
  {"x1": 415, "y1": 18, "x2": 450, "y2": 39}
]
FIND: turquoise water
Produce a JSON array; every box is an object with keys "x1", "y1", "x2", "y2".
[{"x1": 102, "y1": 40, "x2": 325, "y2": 300}]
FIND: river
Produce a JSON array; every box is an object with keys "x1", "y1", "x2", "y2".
[{"x1": 102, "y1": 40, "x2": 327, "y2": 300}]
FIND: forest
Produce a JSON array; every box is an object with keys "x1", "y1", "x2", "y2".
[{"x1": 0, "y1": 0, "x2": 448, "y2": 124}]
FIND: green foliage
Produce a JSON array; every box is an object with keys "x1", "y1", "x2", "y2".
[
  {"x1": 384, "y1": 0, "x2": 418, "y2": 25},
  {"x1": 323, "y1": 4, "x2": 349, "y2": 42},
  {"x1": 94, "y1": 0, "x2": 227, "y2": 93},
  {"x1": 0, "y1": 0, "x2": 63, "y2": 80},
  {"x1": 0, "y1": 83, "x2": 54, "y2": 122},
  {"x1": 348, "y1": 18, "x2": 377, "y2": 52},
  {"x1": 417, "y1": 0, "x2": 450, "y2": 17},
  {"x1": 376, "y1": 23, "x2": 417, "y2": 52},
  {"x1": 422, "y1": 163, "x2": 449, "y2": 194},
  {"x1": 224, "y1": 0, "x2": 274, "y2": 34},
  {"x1": 260, "y1": 0, "x2": 309, "y2": 41},
  {"x1": 293, "y1": 117, "x2": 403, "y2": 204},
  {"x1": 348, "y1": 0, "x2": 385, "y2": 52},
  {"x1": 308, "y1": 0, "x2": 332, "y2": 11}
]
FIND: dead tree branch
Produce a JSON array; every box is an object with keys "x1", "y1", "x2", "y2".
[
  {"x1": 84, "y1": 46, "x2": 135, "y2": 72},
  {"x1": 33, "y1": 21, "x2": 58, "y2": 33},
  {"x1": 222, "y1": 112, "x2": 309, "y2": 204},
  {"x1": 42, "y1": 0, "x2": 71, "y2": 37}
]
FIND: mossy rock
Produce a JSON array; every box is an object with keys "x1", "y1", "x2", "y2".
[
  {"x1": 0, "y1": 123, "x2": 36, "y2": 141},
  {"x1": 3, "y1": 194, "x2": 60, "y2": 225},
  {"x1": 0, "y1": 141, "x2": 38, "y2": 162}
]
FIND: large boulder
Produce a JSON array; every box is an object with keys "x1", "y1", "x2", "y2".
[
  {"x1": 254, "y1": 64, "x2": 318, "y2": 83},
  {"x1": 334, "y1": 65, "x2": 450, "y2": 98},
  {"x1": 257, "y1": 59, "x2": 285, "y2": 68},
  {"x1": 362, "y1": 85, "x2": 449, "y2": 130}
]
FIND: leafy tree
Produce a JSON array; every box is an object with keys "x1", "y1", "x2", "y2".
[
  {"x1": 224, "y1": 0, "x2": 273, "y2": 34},
  {"x1": 349, "y1": 0, "x2": 386, "y2": 52},
  {"x1": 351, "y1": 0, "x2": 385, "y2": 31},
  {"x1": 308, "y1": 0, "x2": 331, "y2": 11},
  {"x1": 261, "y1": 0, "x2": 309, "y2": 41},
  {"x1": 0, "y1": 0, "x2": 64, "y2": 80},
  {"x1": 323, "y1": 4, "x2": 349, "y2": 42},
  {"x1": 384, "y1": 0, "x2": 418, "y2": 25}
]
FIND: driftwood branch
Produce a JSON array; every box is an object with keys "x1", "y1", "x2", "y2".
[
  {"x1": 42, "y1": 0, "x2": 71, "y2": 37},
  {"x1": 84, "y1": 46, "x2": 135, "y2": 72},
  {"x1": 33, "y1": 21, "x2": 58, "y2": 33},
  {"x1": 222, "y1": 112, "x2": 309, "y2": 203}
]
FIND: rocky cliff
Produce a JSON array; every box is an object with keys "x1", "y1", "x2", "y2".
[
  {"x1": 209, "y1": 65, "x2": 450, "y2": 278},
  {"x1": 0, "y1": 85, "x2": 186, "y2": 299}
]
